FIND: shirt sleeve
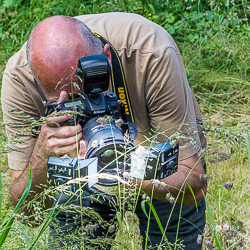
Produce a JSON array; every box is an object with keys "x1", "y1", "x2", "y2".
[
  {"x1": 145, "y1": 47, "x2": 201, "y2": 161},
  {"x1": 1, "y1": 61, "x2": 42, "y2": 171}
]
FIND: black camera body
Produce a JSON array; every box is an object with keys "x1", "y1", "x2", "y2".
[
  {"x1": 142, "y1": 141, "x2": 179, "y2": 180},
  {"x1": 53, "y1": 91, "x2": 124, "y2": 127},
  {"x1": 47, "y1": 157, "x2": 98, "y2": 192},
  {"x1": 46, "y1": 55, "x2": 125, "y2": 127},
  {"x1": 46, "y1": 54, "x2": 179, "y2": 190},
  {"x1": 47, "y1": 141, "x2": 179, "y2": 189}
]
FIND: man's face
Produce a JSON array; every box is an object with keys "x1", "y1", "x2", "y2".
[
  {"x1": 36, "y1": 44, "x2": 112, "y2": 105},
  {"x1": 38, "y1": 64, "x2": 83, "y2": 105}
]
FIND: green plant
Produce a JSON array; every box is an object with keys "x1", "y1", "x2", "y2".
[
  {"x1": 0, "y1": 0, "x2": 249, "y2": 249},
  {"x1": 0, "y1": 166, "x2": 32, "y2": 248}
]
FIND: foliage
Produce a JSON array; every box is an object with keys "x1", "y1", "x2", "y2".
[
  {"x1": 0, "y1": 0, "x2": 249, "y2": 249},
  {"x1": 0, "y1": 0, "x2": 249, "y2": 55}
]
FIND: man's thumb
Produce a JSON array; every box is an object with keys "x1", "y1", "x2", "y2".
[
  {"x1": 58, "y1": 91, "x2": 69, "y2": 103},
  {"x1": 78, "y1": 140, "x2": 87, "y2": 159}
]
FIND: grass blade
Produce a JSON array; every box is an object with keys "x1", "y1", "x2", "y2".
[
  {"x1": 116, "y1": 211, "x2": 122, "y2": 229},
  {"x1": 175, "y1": 188, "x2": 185, "y2": 250},
  {"x1": 141, "y1": 200, "x2": 171, "y2": 247},
  {"x1": 0, "y1": 168, "x2": 2, "y2": 215},
  {"x1": 204, "y1": 196, "x2": 222, "y2": 250},
  {"x1": 28, "y1": 200, "x2": 70, "y2": 250},
  {"x1": 0, "y1": 166, "x2": 32, "y2": 248},
  {"x1": 247, "y1": 129, "x2": 250, "y2": 173},
  {"x1": 12, "y1": 222, "x2": 33, "y2": 247},
  {"x1": 28, "y1": 209, "x2": 56, "y2": 250},
  {"x1": 141, "y1": 200, "x2": 149, "y2": 218},
  {"x1": 12, "y1": 166, "x2": 32, "y2": 213},
  {"x1": 186, "y1": 180, "x2": 198, "y2": 211},
  {"x1": 0, "y1": 216, "x2": 14, "y2": 248}
]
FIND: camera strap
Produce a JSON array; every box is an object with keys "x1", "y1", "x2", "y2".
[{"x1": 93, "y1": 32, "x2": 138, "y2": 140}]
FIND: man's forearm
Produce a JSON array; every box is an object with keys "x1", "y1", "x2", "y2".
[
  {"x1": 9, "y1": 135, "x2": 54, "y2": 218},
  {"x1": 135, "y1": 153, "x2": 207, "y2": 205},
  {"x1": 136, "y1": 165, "x2": 206, "y2": 205},
  {"x1": 9, "y1": 111, "x2": 83, "y2": 218}
]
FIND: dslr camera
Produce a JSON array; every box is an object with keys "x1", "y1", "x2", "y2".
[{"x1": 47, "y1": 54, "x2": 179, "y2": 191}]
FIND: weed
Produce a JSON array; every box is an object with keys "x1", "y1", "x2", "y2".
[{"x1": 0, "y1": 0, "x2": 249, "y2": 249}]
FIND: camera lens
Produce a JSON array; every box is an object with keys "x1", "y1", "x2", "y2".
[
  {"x1": 82, "y1": 116, "x2": 133, "y2": 186},
  {"x1": 100, "y1": 149, "x2": 116, "y2": 164}
]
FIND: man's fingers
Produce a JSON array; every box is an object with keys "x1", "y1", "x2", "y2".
[
  {"x1": 78, "y1": 140, "x2": 87, "y2": 159},
  {"x1": 44, "y1": 131, "x2": 83, "y2": 156},
  {"x1": 53, "y1": 142, "x2": 80, "y2": 156},
  {"x1": 48, "y1": 132, "x2": 82, "y2": 148},
  {"x1": 43, "y1": 123, "x2": 82, "y2": 139},
  {"x1": 45, "y1": 113, "x2": 73, "y2": 127},
  {"x1": 45, "y1": 91, "x2": 72, "y2": 126}
]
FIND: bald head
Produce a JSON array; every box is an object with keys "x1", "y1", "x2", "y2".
[{"x1": 27, "y1": 16, "x2": 103, "y2": 99}]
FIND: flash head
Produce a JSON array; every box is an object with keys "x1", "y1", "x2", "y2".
[{"x1": 76, "y1": 54, "x2": 110, "y2": 95}]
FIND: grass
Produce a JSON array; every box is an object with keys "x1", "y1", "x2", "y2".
[
  {"x1": 0, "y1": 0, "x2": 250, "y2": 249},
  {"x1": 203, "y1": 125, "x2": 250, "y2": 249}
]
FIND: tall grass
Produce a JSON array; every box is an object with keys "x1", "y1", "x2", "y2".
[
  {"x1": 0, "y1": 0, "x2": 249, "y2": 249},
  {"x1": 0, "y1": 166, "x2": 32, "y2": 248}
]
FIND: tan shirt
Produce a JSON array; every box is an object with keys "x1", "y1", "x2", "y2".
[{"x1": 1, "y1": 12, "x2": 206, "y2": 171}]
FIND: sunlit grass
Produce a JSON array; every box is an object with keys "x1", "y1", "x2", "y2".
[{"x1": 0, "y1": 0, "x2": 249, "y2": 249}]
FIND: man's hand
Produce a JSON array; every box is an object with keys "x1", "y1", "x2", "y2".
[
  {"x1": 40, "y1": 113, "x2": 83, "y2": 157},
  {"x1": 9, "y1": 91, "x2": 87, "y2": 221},
  {"x1": 39, "y1": 90, "x2": 83, "y2": 158}
]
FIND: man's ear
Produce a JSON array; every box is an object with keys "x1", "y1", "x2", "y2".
[{"x1": 103, "y1": 44, "x2": 112, "y2": 65}]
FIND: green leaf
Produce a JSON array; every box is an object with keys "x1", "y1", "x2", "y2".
[
  {"x1": 164, "y1": 23, "x2": 170, "y2": 29},
  {"x1": 193, "y1": 33, "x2": 199, "y2": 40},
  {"x1": 148, "y1": 4, "x2": 155, "y2": 15},
  {"x1": 3, "y1": 0, "x2": 15, "y2": 8},
  {"x1": 187, "y1": 34, "x2": 195, "y2": 42},
  {"x1": 167, "y1": 15, "x2": 175, "y2": 24},
  {"x1": 0, "y1": 217, "x2": 14, "y2": 247},
  {"x1": 180, "y1": 217, "x2": 204, "y2": 234},
  {"x1": 167, "y1": 26, "x2": 175, "y2": 34}
]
